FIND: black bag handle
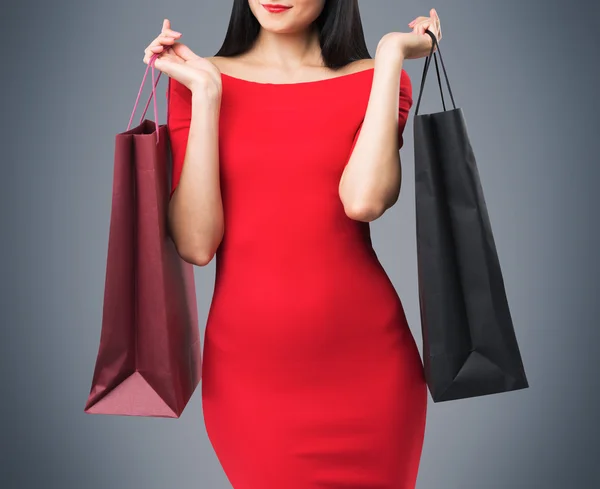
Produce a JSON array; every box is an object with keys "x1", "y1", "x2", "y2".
[{"x1": 414, "y1": 29, "x2": 457, "y2": 116}]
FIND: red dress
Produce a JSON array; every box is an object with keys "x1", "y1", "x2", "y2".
[{"x1": 166, "y1": 66, "x2": 428, "y2": 489}]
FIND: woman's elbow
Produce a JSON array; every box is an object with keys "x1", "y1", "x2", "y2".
[
  {"x1": 343, "y1": 199, "x2": 385, "y2": 222},
  {"x1": 176, "y1": 244, "x2": 215, "y2": 266}
]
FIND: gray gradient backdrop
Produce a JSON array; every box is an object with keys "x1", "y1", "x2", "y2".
[{"x1": 2, "y1": 0, "x2": 598, "y2": 488}]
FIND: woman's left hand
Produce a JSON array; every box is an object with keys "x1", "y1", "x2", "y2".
[
  {"x1": 408, "y1": 8, "x2": 442, "y2": 43},
  {"x1": 377, "y1": 8, "x2": 442, "y2": 60}
]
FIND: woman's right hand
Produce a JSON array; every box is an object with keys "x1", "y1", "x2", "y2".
[{"x1": 143, "y1": 19, "x2": 221, "y2": 96}]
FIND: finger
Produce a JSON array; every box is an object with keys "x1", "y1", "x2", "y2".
[
  {"x1": 433, "y1": 10, "x2": 441, "y2": 29},
  {"x1": 409, "y1": 16, "x2": 427, "y2": 26},
  {"x1": 148, "y1": 33, "x2": 173, "y2": 49},
  {"x1": 148, "y1": 56, "x2": 173, "y2": 77},
  {"x1": 412, "y1": 18, "x2": 427, "y2": 29},
  {"x1": 432, "y1": 9, "x2": 441, "y2": 36},
  {"x1": 171, "y1": 42, "x2": 197, "y2": 61},
  {"x1": 143, "y1": 46, "x2": 162, "y2": 64},
  {"x1": 163, "y1": 19, "x2": 170, "y2": 31},
  {"x1": 415, "y1": 18, "x2": 431, "y2": 27},
  {"x1": 153, "y1": 34, "x2": 181, "y2": 44},
  {"x1": 426, "y1": 22, "x2": 436, "y2": 35},
  {"x1": 143, "y1": 45, "x2": 163, "y2": 63},
  {"x1": 149, "y1": 34, "x2": 176, "y2": 51},
  {"x1": 158, "y1": 33, "x2": 178, "y2": 44},
  {"x1": 432, "y1": 14, "x2": 441, "y2": 39},
  {"x1": 160, "y1": 29, "x2": 182, "y2": 36},
  {"x1": 144, "y1": 45, "x2": 160, "y2": 56},
  {"x1": 162, "y1": 28, "x2": 182, "y2": 37}
]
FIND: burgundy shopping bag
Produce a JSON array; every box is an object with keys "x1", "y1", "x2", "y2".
[{"x1": 84, "y1": 54, "x2": 202, "y2": 417}]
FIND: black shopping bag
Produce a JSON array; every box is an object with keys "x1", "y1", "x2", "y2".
[{"x1": 414, "y1": 30, "x2": 529, "y2": 402}]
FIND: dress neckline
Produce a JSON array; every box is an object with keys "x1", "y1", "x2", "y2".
[{"x1": 220, "y1": 67, "x2": 375, "y2": 87}]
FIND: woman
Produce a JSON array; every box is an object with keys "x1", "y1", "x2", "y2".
[{"x1": 144, "y1": 1, "x2": 441, "y2": 488}]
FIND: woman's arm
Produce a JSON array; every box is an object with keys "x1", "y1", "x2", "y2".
[
  {"x1": 338, "y1": 43, "x2": 411, "y2": 222},
  {"x1": 167, "y1": 79, "x2": 224, "y2": 266}
]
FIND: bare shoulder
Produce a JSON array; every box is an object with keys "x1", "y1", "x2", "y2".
[
  {"x1": 343, "y1": 58, "x2": 375, "y2": 74},
  {"x1": 205, "y1": 55, "x2": 243, "y2": 75},
  {"x1": 205, "y1": 55, "x2": 223, "y2": 68}
]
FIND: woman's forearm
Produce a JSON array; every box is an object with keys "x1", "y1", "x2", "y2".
[
  {"x1": 168, "y1": 91, "x2": 223, "y2": 266},
  {"x1": 338, "y1": 48, "x2": 406, "y2": 222}
]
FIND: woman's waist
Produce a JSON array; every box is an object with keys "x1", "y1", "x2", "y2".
[
  {"x1": 210, "y1": 247, "x2": 401, "y2": 317},
  {"x1": 217, "y1": 223, "x2": 373, "y2": 261},
  {"x1": 205, "y1": 254, "x2": 408, "y2": 360},
  {"x1": 215, "y1": 235, "x2": 377, "y2": 283}
]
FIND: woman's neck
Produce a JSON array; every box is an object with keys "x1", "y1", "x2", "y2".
[{"x1": 248, "y1": 25, "x2": 324, "y2": 69}]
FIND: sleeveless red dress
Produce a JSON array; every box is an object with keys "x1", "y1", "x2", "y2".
[{"x1": 166, "y1": 66, "x2": 428, "y2": 489}]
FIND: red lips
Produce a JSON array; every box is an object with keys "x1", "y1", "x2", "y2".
[{"x1": 262, "y1": 4, "x2": 292, "y2": 13}]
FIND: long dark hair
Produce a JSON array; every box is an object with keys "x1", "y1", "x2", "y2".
[{"x1": 213, "y1": 0, "x2": 371, "y2": 69}]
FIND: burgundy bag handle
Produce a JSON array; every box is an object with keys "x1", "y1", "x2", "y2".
[{"x1": 127, "y1": 53, "x2": 168, "y2": 145}]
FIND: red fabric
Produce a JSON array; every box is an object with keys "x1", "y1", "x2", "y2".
[
  {"x1": 166, "y1": 67, "x2": 413, "y2": 200},
  {"x1": 166, "y1": 67, "x2": 427, "y2": 488},
  {"x1": 166, "y1": 76, "x2": 192, "y2": 200}
]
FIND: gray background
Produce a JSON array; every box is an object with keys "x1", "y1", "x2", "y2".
[{"x1": 2, "y1": 0, "x2": 599, "y2": 487}]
